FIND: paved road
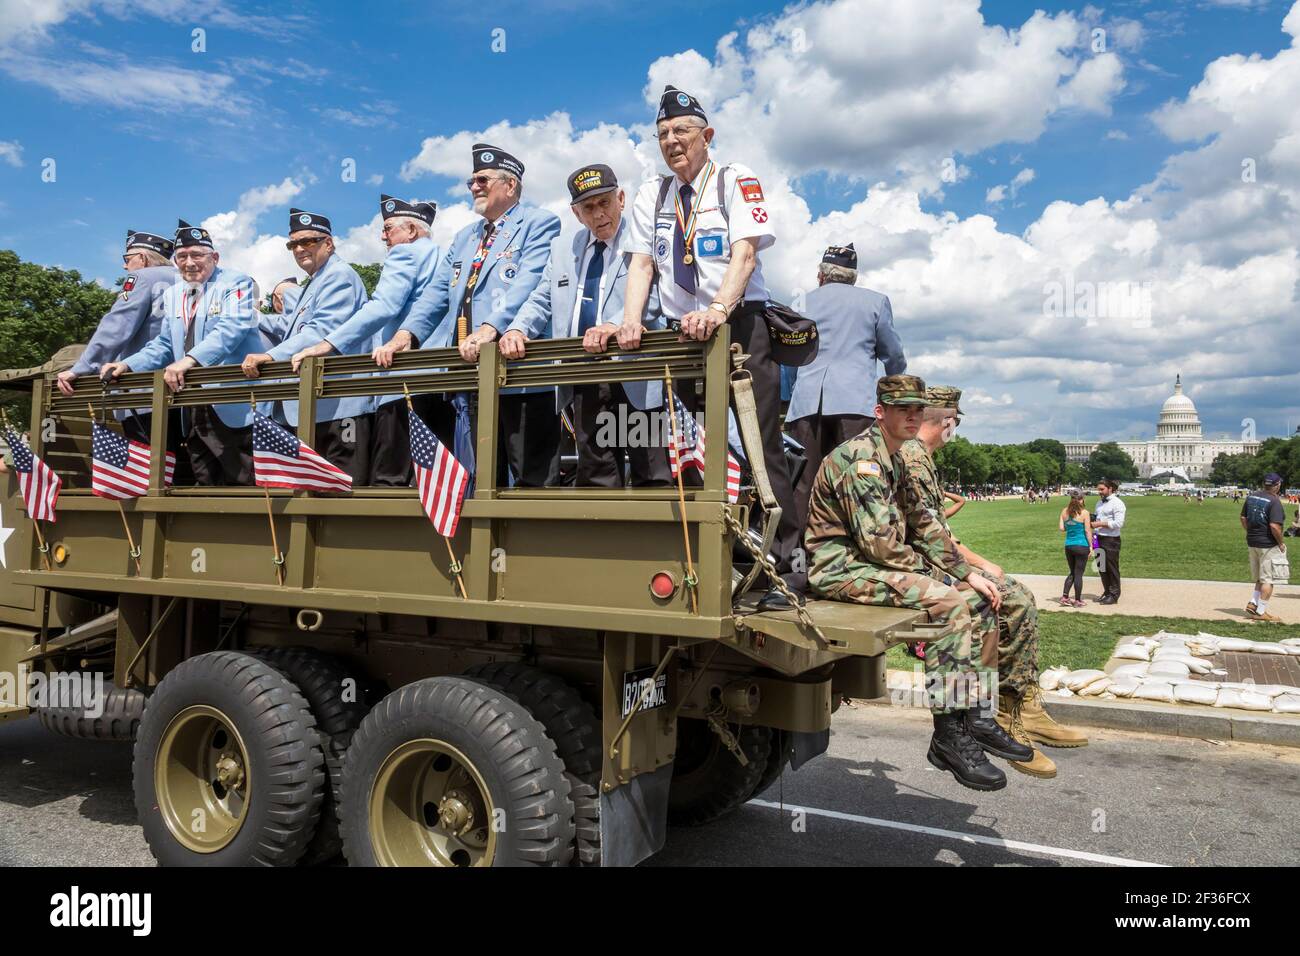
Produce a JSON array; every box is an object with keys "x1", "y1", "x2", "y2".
[
  {"x1": 1014, "y1": 573, "x2": 1300, "y2": 624},
  {"x1": 2, "y1": 705, "x2": 1297, "y2": 867}
]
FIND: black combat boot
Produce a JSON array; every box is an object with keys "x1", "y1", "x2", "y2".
[
  {"x1": 965, "y1": 708, "x2": 1035, "y2": 762},
  {"x1": 927, "y1": 711, "x2": 1007, "y2": 791}
]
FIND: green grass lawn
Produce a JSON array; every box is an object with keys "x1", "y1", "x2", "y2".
[{"x1": 946, "y1": 494, "x2": 1295, "y2": 583}]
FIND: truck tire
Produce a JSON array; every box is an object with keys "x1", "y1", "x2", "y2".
[
  {"x1": 667, "y1": 718, "x2": 771, "y2": 827},
  {"x1": 37, "y1": 680, "x2": 146, "y2": 741},
  {"x1": 340, "y1": 676, "x2": 574, "y2": 867},
  {"x1": 132, "y1": 651, "x2": 326, "y2": 867},
  {"x1": 751, "y1": 728, "x2": 790, "y2": 798},
  {"x1": 568, "y1": 773, "x2": 601, "y2": 867},
  {"x1": 251, "y1": 647, "x2": 368, "y2": 866}
]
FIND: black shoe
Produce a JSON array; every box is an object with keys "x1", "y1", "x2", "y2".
[
  {"x1": 756, "y1": 587, "x2": 803, "y2": 612},
  {"x1": 1098, "y1": 595, "x2": 1117, "y2": 605},
  {"x1": 927, "y1": 711, "x2": 1007, "y2": 791},
  {"x1": 965, "y1": 710, "x2": 1035, "y2": 762}
]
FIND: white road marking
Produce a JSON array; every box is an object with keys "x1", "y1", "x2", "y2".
[{"x1": 748, "y1": 799, "x2": 1166, "y2": 867}]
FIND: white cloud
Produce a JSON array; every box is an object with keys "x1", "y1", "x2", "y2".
[
  {"x1": 984, "y1": 185, "x2": 1007, "y2": 204},
  {"x1": 0, "y1": 139, "x2": 22, "y2": 167},
  {"x1": 1105, "y1": 129, "x2": 1129, "y2": 140},
  {"x1": 366, "y1": 173, "x2": 384, "y2": 186},
  {"x1": 202, "y1": 178, "x2": 306, "y2": 294}
]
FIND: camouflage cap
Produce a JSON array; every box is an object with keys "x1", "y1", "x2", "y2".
[
  {"x1": 926, "y1": 385, "x2": 963, "y2": 414},
  {"x1": 876, "y1": 374, "x2": 930, "y2": 406}
]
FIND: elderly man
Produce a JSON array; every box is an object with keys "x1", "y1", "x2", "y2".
[
  {"x1": 622, "y1": 85, "x2": 799, "y2": 610},
  {"x1": 100, "y1": 220, "x2": 262, "y2": 485},
  {"x1": 258, "y1": 277, "x2": 300, "y2": 348},
  {"x1": 373, "y1": 144, "x2": 562, "y2": 487},
  {"x1": 900, "y1": 386, "x2": 1087, "y2": 779},
  {"x1": 496, "y1": 164, "x2": 670, "y2": 487},
  {"x1": 786, "y1": 243, "x2": 906, "y2": 532},
  {"x1": 289, "y1": 195, "x2": 441, "y2": 485},
  {"x1": 241, "y1": 209, "x2": 371, "y2": 482}
]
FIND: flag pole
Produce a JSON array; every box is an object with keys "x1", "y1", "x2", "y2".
[
  {"x1": 251, "y1": 393, "x2": 284, "y2": 586},
  {"x1": 404, "y1": 383, "x2": 468, "y2": 599},
  {"x1": 663, "y1": 366, "x2": 698, "y2": 615},
  {"x1": 1, "y1": 410, "x2": 52, "y2": 571},
  {"x1": 88, "y1": 403, "x2": 141, "y2": 575}
]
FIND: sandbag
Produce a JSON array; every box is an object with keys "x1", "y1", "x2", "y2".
[
  {"x1": 1039, "y1": 666, "x2": 1069, "y2": 691},
  {"x1": 1079, "y1": 678, "x2": 1113, "y2": 697},
  {"x1": 1064, "y1": 669, "x2": 1108, "y2": 691},
  {"x1": 1215, "y1": 688, "x2": 1273, "y2": 710},
  {"x1": 1152, "y1": 653, "x2": 1214, "y2": 674},
  {"x1": 1248, "y1": 642, "x2": 1288, "y2": 655},
  {"x1": 1108, "y1": 678, "x2": 1141, "y2": 698},
  {"x1": 1134, "y1": 682, "x2": 1175, "y2": 702},
  {"x1": 1113, "y1": 644, "x2": 1150, "y2": 661},
  {"x1": 1173, "y1": 683, "x2": 1218, "y2": 706},
  {"x1": 1280, "y1": 638, "x2": 1300, "y2": 648},
  {"x1": 1274, "y1": 695, "x2": 1300, "y2": 714},
  {"x1": 1213, "y1": 637, "x2": 1254, "y2": 652},
  {"x1": 1110, "y1": 663, "x2": 1150, "y2": 679},
  {"x1": 1148, "y1": 661, "x2": 1192, "y2": 679}
]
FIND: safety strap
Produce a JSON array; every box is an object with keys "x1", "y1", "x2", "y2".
[
  {"x1": 730, "y1": 364, "x2": 779, "y2": 596},
  {"x1": 654, "y1": 165, "x2": 731, "y2": 276}
]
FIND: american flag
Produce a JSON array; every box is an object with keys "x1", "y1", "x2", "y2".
[
  {"x1": 2, "y1": 426, "x2": 60, "y2": 522},
  {"x1": 410, "y1": 408, "x2": 470, "y2": 537},
  {"x1": 252, "y1": 413, "x2": 352, "y2": 493},
  {"x1": 665, "y1": 394, "x2": 742, "y2": 503},
  {"x1": 91, "y1": 421, "x2": 175, "y2": 499}
]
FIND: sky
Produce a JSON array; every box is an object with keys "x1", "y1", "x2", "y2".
[{"x1": 0, "y1": 0, "x2": 1297, "y2": 444}]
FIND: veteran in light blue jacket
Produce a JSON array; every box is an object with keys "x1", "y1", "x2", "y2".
[
  {"x1": 374, "y1": 144, "x2": 562, "y2": 487},
  {"x1": 101, "y1": 220, "x2": 263, "y2": 486},
  {"x1": 288, "y1": 195, "x2": 441, "y2": 486},
  {"x1": 505, "y1": 164, "x2": 670, "y2": 488},
  {"x1": 242, "y1": 209, "x2": 371, "y2": 483}
]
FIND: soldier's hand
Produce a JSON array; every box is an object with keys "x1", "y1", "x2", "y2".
[
  {"x1": 373, "y1": 331, "x2": 414, "y2": 369},
  {"x1": 459, "y1": 326, "x2": 497, "y2": 364},
  {"x1": 291, "y1": 341, "x2": 335, "y2": 373},
  {"x1": 498, "y1": 330, "x2": 528, "y2": 360},
  {"x1": 163, "y1": 358, "x2": 196, "y2": 393},
  {"x1": 615, "y1": 321, "x2": 643, "y2": 351},
  {"x1": 583, "y1": 323, "x2": 618, "y2": 354},
  {"x1": 56, "y1": 370, "x2": 78, "y2": 396},
  {"x1": 99, "y1": 362, "x2": 129, "y2": 383},
  {"x1": 981, "y1": 561, "x2": 1004, "y2": 581},
  {"x1": 966, "y1": 572, "x2": 1002, "y2": 611},
  {"x1": 679, "y1": 309, "x2": 724, "y2": 342},
  {"x1": 241, "y1": 353, "x2": 273, "y2": 379}
]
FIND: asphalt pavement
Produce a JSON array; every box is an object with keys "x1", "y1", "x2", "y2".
[{"x1": 2, "y1": 705, "x2": 1297, "y2": 867}]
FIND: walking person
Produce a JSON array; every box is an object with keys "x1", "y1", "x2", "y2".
[
  {"x1": 1059, "y1": 489, "x2": 1093, "y2": 607},
  {"x1": 1092, "y1": 478, "x2": 1126, "y2": 604},
  {"x1": 1243, "y1": 473, "x2": 1290, "y2": 622}
]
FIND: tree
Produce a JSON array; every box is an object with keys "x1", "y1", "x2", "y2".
[
  {"x1": 1210, "y1": 452, "x2": 1253, "y2": 486},
  {"x1": 352, "y1": 263, "x2": 382, "y2": 297},
  {"x1": 934, "y1": 436, "x2": 990, "y2": 487},
  {"x1": 1023, "y1": 438, "x2": 1067, "y2": 467},
  {"x1": 1085, "y1": 442, "x2": 1138, "y2": 483},
  {"x1": 0, "y1": 249, "x2": 115, "y2": 372},
  {"x1": 1062, "y1": 462, "x2": 1089, "y2": 486}
]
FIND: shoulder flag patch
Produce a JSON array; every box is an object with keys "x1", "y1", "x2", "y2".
[
  {"x1": 122, "y1": 275, "x2": 137, "y2": 293},
  {"x1": 857, "y1": 460, "x2": 882, "y2": 477},
  {"x1": 738, "y1": 177, "x2": 764, "y2": 203}
]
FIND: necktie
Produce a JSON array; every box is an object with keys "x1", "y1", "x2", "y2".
[
  {"x1": 673, "y1": 183, "x2": 696, "y2": 294},
  {"x1": 457, "y1": 221, "x2": 496, "y2": 345},
  {"x1": 578, "y1": 240, "x2": 606, "y2": 335},
  {"x1": 183, "y1": 288, "x2": 199, "y2": 352}
]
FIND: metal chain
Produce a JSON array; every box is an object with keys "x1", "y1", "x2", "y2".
[
  {"x1": 704, "y1": 702, "x2": 749, "y2": 767},
  {"x1": 724, "y1": 510, "x2": 830, "y2": 648}
]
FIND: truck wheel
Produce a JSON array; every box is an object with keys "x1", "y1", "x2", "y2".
[
  {"x1": 751, "y1": 728, "x2": 790, "y2": 798},
  {"x1": 340, "y1": 677, "x2": 574, "y2": 867},
  {"x1": 251, "y1": 647, "x2": 368, "y2": 866},
  {"x1": 667, "y1": 718, "x2": 771, "y2": 827},
  {"x1": 37, "y1": 680, "x2": 146, "y2": 741},
  {"x1": 132, "y1": 651, "x2": 326, "y2": 867},
  {"x1": 568, "y1": 773, "x2": 601, "y2": 867}
]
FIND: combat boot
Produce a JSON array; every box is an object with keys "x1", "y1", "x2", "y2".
[
  {"x1": 1015, "y1": 684, "x2": 1089, "y2": 748},
  {"x1": 995, "y1": 690, "x2": 1057, "y2": 779},
  {"x1": 964, "y1": 707, "x2": 1035, "y2": 762},
  {"x1": 927, "y1": 711, "x2": 1007, "y2": 792}
]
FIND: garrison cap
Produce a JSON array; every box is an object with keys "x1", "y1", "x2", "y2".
[
  {"x1": 877, "y1": 374, "x2": 930, "y2": 406},
  {"x1": 925, "y1": 385, "x2": 963, "y2": 414},
  {"x1": 379, "y1": 194, "x2": 437, "y2": 227},
  {"x1": 567, "y1": 164, "x2": 618, "y2": 205},
  {"x1": 174, "y1": 219, "x2": 213, "y2": 250},
  {"x1": 125, "y1": 229, "x2": 174, "y2": 258},
  {"x1": 822, "y1": 243, "x2": 857, "y2": 269},
  {"x1": 289, "y1": 208, "x2": 332, "y2": 236},
  {"x1": 472, "y1": 143, "x2": 524, "y2": 179},
  {"x1": 657, "y1": 85, "x2": 707, "y2": 123}
]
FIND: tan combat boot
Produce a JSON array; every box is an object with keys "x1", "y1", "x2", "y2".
[
  {"x1": 1018, "y1": 683, "x2": 1089, "y2": 748},
  {"x1": 995, "y1": 690, "x2": 1056, "y2": 778}
]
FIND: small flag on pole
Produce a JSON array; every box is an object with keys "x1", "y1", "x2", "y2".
[
  {"x1": 410, "y1": 408, "x2": 470, "y2": 537},
  {"x1": 665, "y1": 395, "x2": 742, "y2": 503},
  {"x1": 252, "y1": 413, "x2": 352, "y2": 493},
  {"x1": 2, "y1": 425, "x2": 60, "y2": 521},
  {"x1": 91, "y1": 421, "x2": 174, "y2": 499}
]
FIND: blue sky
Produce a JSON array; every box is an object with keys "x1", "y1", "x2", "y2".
[{"x1": 1, "y1": 0, "x2": 1298, "y2": 443}]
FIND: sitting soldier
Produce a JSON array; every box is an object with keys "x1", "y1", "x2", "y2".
[{"x1": 805, "y1": 374, "x2": 1033, "y2": 792}]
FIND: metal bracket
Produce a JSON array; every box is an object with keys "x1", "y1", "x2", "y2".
[{"x1": 882, "y1": 621, "x2": 949, "y2": 647}]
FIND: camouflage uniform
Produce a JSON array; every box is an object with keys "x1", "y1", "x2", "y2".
[
  {"x1": 899, "y1": 437, "x2": 1040, "y2": 695},
  {"x1": 806, "y1": 414, "x2": 996, "y2": 714}
]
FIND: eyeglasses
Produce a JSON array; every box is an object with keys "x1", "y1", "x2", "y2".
[
  {"x1": 285, "y1": 236, "x2": 328, "y2": 252},
  {"x1": 657, "y1": 124, "x2": 703, "y2": 142},
  {"x1": 173, "y1": 251, "x2": 213, "y2": 263},
  {"x1": 465, "y1": 174, "x2": 500, "y2": 190},
  {"x1": 122, "y1": 252, "x2": 146, "y2": 265}
]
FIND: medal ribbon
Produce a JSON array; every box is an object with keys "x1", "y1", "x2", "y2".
[
  {"x1": 673, "y1": 159, "x2": 716, "y2": 259},
  {"x1": 456, "y1": 221, "x2": 499, "y2": 344}
]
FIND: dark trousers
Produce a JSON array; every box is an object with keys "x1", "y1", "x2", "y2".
[
  {"x1": 123, "y1": 410, "x2": 196, "y2": 486},
  {"x1": 499, "y1": 392, "x2": 560, "y2": 488},
  {"x1": 370, "y1": 400, "x2": 413, "y2": 487},
  {"x1": 314, "y1": 414, "x2": 372, "y2": 486},
  {"x1": 1098, "y1": 535, "x2": 1122, "y2": 598},
  {"x1": 1063, "y1": 545, "x2": 1090, "y2": 601},
  {"x1": 187, "y1": 406, "x2": 252, "y2": 486},
  {"x1": 786, "y1": 410, "x2": 874, "y2": 534},
  {"x1": 572, "y1": 383, "x2": 671, "y2": 488}
]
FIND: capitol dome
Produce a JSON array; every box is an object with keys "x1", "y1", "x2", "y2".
[{"x1": 1156, "y1": 374, "x2": 1203, "y2": 439}]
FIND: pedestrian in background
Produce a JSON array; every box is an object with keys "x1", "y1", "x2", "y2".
[
  {"x1": 1058, "y1": 489, "x2": 1093, "y2": 607},
  {"x1": 1243, "y1": 473, "x2": 1289, "y2": 622},
  {"x1": 1092, "y1": 478, "x2": 1126, "y2": 604}
]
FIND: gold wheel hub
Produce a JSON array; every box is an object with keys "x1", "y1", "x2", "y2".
[
  {"x1": 154, "y1": 704, "x2": 251, "y2": 854},
  {"x1": 369, "y1": 739, "x2": 496, "y2": 867}
]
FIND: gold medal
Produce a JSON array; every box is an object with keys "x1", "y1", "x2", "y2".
[{"x1": 683, "y1": 253, "x2": 693, "y2": 265}]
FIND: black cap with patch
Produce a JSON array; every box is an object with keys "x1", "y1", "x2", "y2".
[
  {"x1": 174, "y1": 219, "x2": 214, "y2": 249},
  {"x1": 567, "y1": 164, "x2": 618, "y2": 205},
  {"x1": 379, "y1": 194, "x2": 437, "y2": 227},
  {"x1": 472, "y1": 143, "x2": 524, "y2": 179},
  {"x1": 125, "y1": 229, "x2": 174, "y2": 258},
  {"x1": 823, "y1": 243, "x2": 856, "y2": 269},
  {"x1": 657, "y1": 85, "x2": 707, "y2": 123},
  {"x1": 289, "y1": 208, "x2": 332, "y2": 236}
]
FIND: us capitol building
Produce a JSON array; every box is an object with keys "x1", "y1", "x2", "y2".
[{"x1": 1063, "y1": 376, "x2": 1260, "y2": 482}]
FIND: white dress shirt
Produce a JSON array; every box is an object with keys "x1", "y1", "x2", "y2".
[{"x1": 1095, "y1": 495, "x2": 1126, "y2": 537}]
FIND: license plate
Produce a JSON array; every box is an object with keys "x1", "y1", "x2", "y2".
[{"x1": 621, "y1": 667, "x2": 668, "y2": 718}]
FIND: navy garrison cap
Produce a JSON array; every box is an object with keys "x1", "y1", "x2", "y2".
[
  {"x1": 657, "y1": 85, "x2": 707, "y2": 123},
  {"x1": 823, "y1": 243, "x2": 857, "y2": 269},
  {"x1": 289, "y1": 208, "x2": 332, "y2": 235},
  {"x1": 126, "y1": 229, "x2": 174, "y2": 258},
  {"x1": 380, "y1": 194, "x2": 437, "y2": 227},
  {"x1": 473, "y1": 143, "x2": 524, "y2": 179},
  {"x1": 174, "y1": 219, "x2": 213, "y2": 249}
]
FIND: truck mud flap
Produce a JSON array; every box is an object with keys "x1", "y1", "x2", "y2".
[
  {"x1": 790, "y1": 728, "x2": 830, "y2": 770},
  {"x1": 598, "y1": 762, "x2": 672, "y2": 867}
]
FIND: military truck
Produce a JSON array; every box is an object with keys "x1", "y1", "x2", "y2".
[{"x1": 0, "y1": 329, "x2": 927, "y2": 866}]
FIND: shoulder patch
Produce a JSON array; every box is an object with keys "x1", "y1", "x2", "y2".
[
  {"x1": 856, "y1": 461, "x2": 882, "y2": 477},
  {"x1": 738, "y1": 177, "x2": 764, "y2": 203},
  {"x1": 122, "y1": 275, "x2": 138, "y2": 293}
]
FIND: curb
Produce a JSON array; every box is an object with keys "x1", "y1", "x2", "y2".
[{"x1": 881, "y1": 669, "x2": 1300, "y2": 748}]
